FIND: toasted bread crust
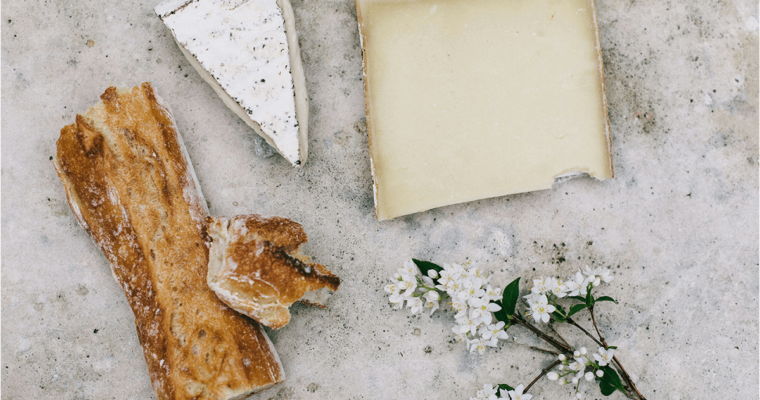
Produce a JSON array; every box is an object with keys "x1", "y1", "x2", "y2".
[
  {"x1": 207, "y1": 215, "x2": 340, "y2": 329},
  {"x1": 53, "y1": 83, "x2": 284, "y2": 400}
]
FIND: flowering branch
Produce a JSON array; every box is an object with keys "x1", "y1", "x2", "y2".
[
  {"x1": 566, "y1": 318, "x2": 603, "y2": 347},
  {"x1": 511, "y1": 315, "x2": 573, "y2": 354},
  {"x1": 524, "y1": 360, "x2": 562, "y2": 392},
  {"x1": 566, "y1": 315, "x2": 642, "y2": 400},
  {"x1": 590, "y1": 307, "x2": 646, "y2": 400},
  {"x1": 384, "y1": 260, "x2": 647, "y2": 400}
]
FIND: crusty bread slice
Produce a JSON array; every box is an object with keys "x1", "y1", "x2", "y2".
[
  {"x1": 207, "y1": 215, "x2": 340, "y2": 330},
  {"x1": 53, "y1": 83, "x2": 284, "y2": 400}
]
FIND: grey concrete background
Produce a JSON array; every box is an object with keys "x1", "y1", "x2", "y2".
[{"x1": 2, "y1": 0, "x2": 758, "y2": 399}]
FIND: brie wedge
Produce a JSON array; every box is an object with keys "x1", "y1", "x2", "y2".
[
  {"x1": 156, "y1": 0, "x2": 309, "y2": 167},
  {"x1": 356, "y1": 0, "x2": 614, "y2": 220}
]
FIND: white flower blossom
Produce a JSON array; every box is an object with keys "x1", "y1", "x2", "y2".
[
  {"x1": 479, "y1": 321, "x2": 508, "y2": 341},
  {"x1": 531, "y1": 277, "x2": 551, "y2": 294},
  {"x1": 458, "y1": 280, "x2": 485, "y2": 302},
  {"x1": 387, "y1": 259, "x2": 514, "y2": 355},
  {"x1": 407, "y1": 297, "x2": 423, "y2": 314},
  {"x1": 457, "y1": 315, "x2": 479, "y2": 336},
  {"x1": 593, "y1": 347, "x2": 614, "y2": 366},
  {"x1": 470, "y1": 383, "x2": 498, "y2": 400},
  {"x1": 400, "y1": 260, "x2": 419, "y2": 277},
  {"x1": 502, "y1": 384, "x2": 532, "y2": 400},
  {"x1": 469, "y1": 297, "x2": 501, "y2": 325},
  {"x1": 548, "y1": 277, "x2": 568, "y2": 298},
  {"x1": 424, "y1": 291, "x2": 440, "y2": 314},
  {"x1": 425, "y1": 300, "x2": 440, "y2": 314},
  {"x1": 437, "y1": 269, "x2": 454, "y2": 286},
  {"x1": 389, "y1": 292, "x2": 406, "y2": 309},
  {"x1": 451, "y1": 298, "x2": 468, "y2": 312},
  {"x1": 452, "y1": 327, "x2": 467, "y2": 343},
  {"x1": 398, "y1": 276, "x2": 416, "y2": 293},
  {"x1": 568, "y1": 361, "x2": 586, "y2": 379},
  {"x1": 467, "y1": 338, "x2": 496, "y2": 355},
  {"x1": 528, "y1": 294, "x2": 556, "y2": 323},
  {"x1": 566, "y1": 270, "x2": 589, "y2": 297},
  {"x1": 583, "y1": 265, "x2": 614, "y2": 284},
  {"x1": 547, "y1": 371, "x2": 559, "y2": 381},
  {"x1": 485, "y1": 285, "x2": 502, "y2": 301},
  {"x1": 384, "y1": 281, "x2": 400, "y2": 295},
  {"x1": 584, "y1": 371, "x2": 595, "y2": 381}
]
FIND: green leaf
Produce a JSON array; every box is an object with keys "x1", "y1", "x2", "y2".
[
  {"x1": 496, "y1": 384, "x2": 514, "y2": 396},
  {"x1": 599, "y1": 380, "x2": 616, "y2": 396},
  {"x1": 502, "y1": 278, "x2": 521, "y2": 318},
  {"x1": 493, "y1": 300, "x2": 509, "y2": 324},
  {"x1": 608, "y1": 346, "x2": 618, "y2": 349},
  {"x1": 568, "y1": 295, "x2": 586, "y2": 302},
  {"x1": 596, "y1": 296, "x2": 618, "y2": 304},
  {"x1": 552, "y1": 303, "x2": 567, "y2": 322},
  {"x1": 568, "y1": 303, "x2": 588, "y2": 317},
  {"x1": 412, "y1": 259, "x2": 443, "y2": 280},
  {"x1": 552, "y1": 310, "x2": 567, "y2": 322},
  {"x1": 597, "y1": 366, "x2": 625, "y2": 395}
]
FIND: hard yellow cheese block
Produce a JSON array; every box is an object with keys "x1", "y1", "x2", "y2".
[{"x1": 356, "y1": 0, "x2": 614, "y2": 220}]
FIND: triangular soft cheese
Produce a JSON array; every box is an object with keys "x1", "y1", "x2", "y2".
[{"x1": 157, "y1": 0, "x2": 309, "y2": 167}]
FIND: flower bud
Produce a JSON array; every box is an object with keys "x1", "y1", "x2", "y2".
[
  {"x1": 596, "y1": 370, "x2": 604, "y2": 377},
  {"x1": 558, "y1": 365, "x2": 565, "y2": 371},
  {"x1": 580, "y1": 347, "x2": 587, "y2": 355},
  {"x1": 559, "y1": 378, "x2": 567, "y2": 385},
  {"x1": 558, "y1": 354, "x2": 566, "y2": 361},
  {"x1": 547, "y1": 372, "x2": 559, "y2": 381},
  {"x1": 573, "y1": 350, "x2": 581, "y2": 358},
  {"x1": 576, "y1": 393, "x2": 583, "y2": 399},
  {"x1": 426, "y1": 291, "x2": 440, "y2": 301},
  {"x1": 584, "y1": 372, "x2": 594, "y2": 381},
  {"x1": 571, "y1": 377, "x2": 579, "y2": 384},
  {"x1": 427, "y1": 269, "x2": 438, "y2": 279}
]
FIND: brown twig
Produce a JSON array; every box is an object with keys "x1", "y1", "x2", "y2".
[
  {"x1": 547, "y1": 321, "x2": 572, "y2": 348},
  {"x1": 511, "y1": 341, "x2": 560, "y2": 356},
  {"x1": 590, "y1": 307, "x2": 647, "y2": 400},
  {"x1": 566, "y1": 318, "x2": 603, "y2": 347},
  {"x1": 524, "y1": 360, "x2": 562, "y2": 392},
  {"x1": 512, "y1": 316, "x2": 573, "y2": 354}
]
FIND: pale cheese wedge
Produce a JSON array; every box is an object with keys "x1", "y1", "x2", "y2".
[
  {"x1": 157, "y1": 0, "x2": 309, "y2": 167},
  {"x1": 356, "y1": 0, "x2": 614, "y2": 220}
]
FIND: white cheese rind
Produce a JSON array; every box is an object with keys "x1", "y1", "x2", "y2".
[{"x1": 157, "y1": 0, "x2": 308, "y2": 167}]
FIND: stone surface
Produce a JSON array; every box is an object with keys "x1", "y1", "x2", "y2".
[{"x1": 1, "y1": 0, "x2": 757, "y2": 399}]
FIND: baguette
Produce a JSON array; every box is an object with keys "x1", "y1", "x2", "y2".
[
  {"x1": 207, "y1": 215, "x2": 340, "y2": 330},
  {"x1": 53, "y1": 83, "x2": 284, "y2": 400}
]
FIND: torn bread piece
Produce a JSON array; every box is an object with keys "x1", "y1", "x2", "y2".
[
  {"x1": 53, "y1": 83, "x2": 284, "y2": 400},
  {"x1": 207, "y1": 215, "x2": 341, "y2": 330},
  {"x1": 156, "y1": 0, "x2": 309, "y2": 167}
]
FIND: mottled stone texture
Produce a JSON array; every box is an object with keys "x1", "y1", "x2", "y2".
[{"x1": 2, "y1": 0, "x2": 757, "y2": 399}]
